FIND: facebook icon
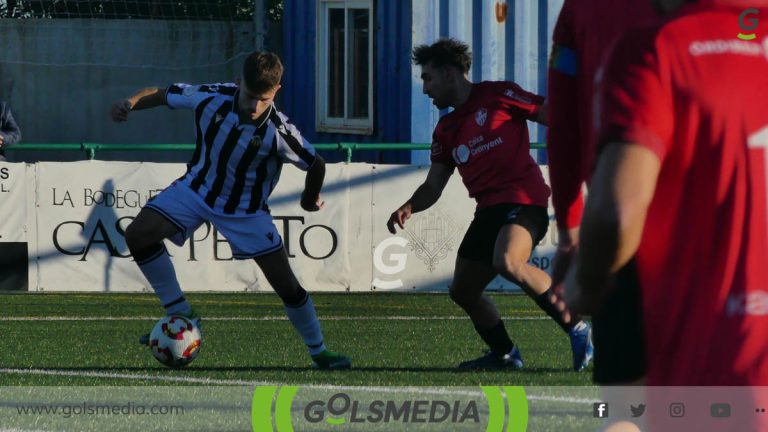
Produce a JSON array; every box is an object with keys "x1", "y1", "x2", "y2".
[{"x1": 594, "y1": 402, "x2": 609, "y2": 418}]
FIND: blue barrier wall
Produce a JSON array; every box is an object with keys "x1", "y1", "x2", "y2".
[{"x1": 281, "y1": 0, "x2": 564, "y2": 164}]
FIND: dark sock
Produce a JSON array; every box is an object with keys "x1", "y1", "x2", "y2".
[
  {"x1": 535, "y1": 289, "x2": 580, "y2": 333},
  {"x1": 474, "y1": 320, "x2": 514, "y2": 356}
]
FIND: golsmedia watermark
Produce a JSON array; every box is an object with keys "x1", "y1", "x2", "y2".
[
  {"x1": 15, "y1": 402, "x2": 184, "y2": 418},
  {"x1": 303, "y1": 393, "x2": 480, "y2": 425},
  {"x1": 252, "y1": 386, "x2": 528, "y2": 431},
  {"x1": 739, "y1": 8, "x2": 760, "y2": 41}
]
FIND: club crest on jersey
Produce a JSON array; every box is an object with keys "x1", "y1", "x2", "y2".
[
  {"x1": 475, "y1": 108, "x2": 488, "y2": 127},
  {"x1": 452, "y1": 144, "x2": 471, "y2": 165}
]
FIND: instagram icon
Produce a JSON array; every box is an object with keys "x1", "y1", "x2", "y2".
[{"x1": 669, "y1": 403, "x2": 685, "y2": 418}]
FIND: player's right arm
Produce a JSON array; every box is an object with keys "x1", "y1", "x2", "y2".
[
  {"x1": 547, "y1": 0, "x2": 584, "y2": 277},
  {"x1": 386, "y1": 162, "x2": 454, "y2": 234},
  {"x1": 109, "y1": 87, "x2": 167, "y2": 122},
  {"x1": 110, "y1": 83, "x2": 219, "y2": 122}
]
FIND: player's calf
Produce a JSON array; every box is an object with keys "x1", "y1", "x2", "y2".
[{"x1": 281, "y1": 285, "x2": 352, "y2": 369}]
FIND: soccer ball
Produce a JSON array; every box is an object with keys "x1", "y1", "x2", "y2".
[{"x1": 148, "y1": 315, "x2": 202, "y2": 368}]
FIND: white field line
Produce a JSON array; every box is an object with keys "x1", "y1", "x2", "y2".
[
  {"x1": 0, "y1": 314, "x2": 588, "y2": 405},
  {"x1": 0, "y1": 429, "x2": 52, "y2": 432},
  {"x1": 0, "y1": 316, "x2": 548, "y2": 321},
  {"x1": 526, "y1": 395, "x2": 600, "y2": 404},
  {"x1": 0, "y1": 367, "x2": 594, "y2": 404}
]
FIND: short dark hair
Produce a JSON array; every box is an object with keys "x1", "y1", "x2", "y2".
[
  {"x1": 412, "y1": 38, "x2": 472, "y2": 74},
  {"x1": 242, "y1": 51, "x2": 284, "y2": 93}
]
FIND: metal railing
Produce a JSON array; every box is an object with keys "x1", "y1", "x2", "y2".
[{"x1": 6, "y1": 142, "x2": 547, "y2": 163}]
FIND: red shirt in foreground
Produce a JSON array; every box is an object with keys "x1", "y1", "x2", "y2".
[{"x1": 599, "y1": 2, "x2": 768, "y2": 386}]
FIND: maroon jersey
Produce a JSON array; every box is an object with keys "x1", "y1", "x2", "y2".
[
  {"x1": 430, "y1": 81, "x2": 550, "y2": 208},
  {"x1": 600, "y1": 1, "x2": 768, "y2": 386},
  {"x1": 547, "y1": 0, "x2": 659, "y2": 229}
]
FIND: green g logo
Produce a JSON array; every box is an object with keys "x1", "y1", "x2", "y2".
[{"x1": 738, "y1": 8, "x2": 760, "y2": 41}]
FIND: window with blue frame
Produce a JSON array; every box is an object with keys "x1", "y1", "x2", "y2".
[{"x1": 317, "y1": 0, "x2": 373, "y2": 134}]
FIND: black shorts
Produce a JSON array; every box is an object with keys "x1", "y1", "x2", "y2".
[
  {"x1": 457, "y1": 203, "x2": 549, "y2": 265},
  {"x1": 592, "y1": 259, "x2": 646, "y2": 384}
]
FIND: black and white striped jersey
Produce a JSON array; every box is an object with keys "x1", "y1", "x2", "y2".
[{"x1": 165, "y1": 82, "x2": 316, "y2": 215}]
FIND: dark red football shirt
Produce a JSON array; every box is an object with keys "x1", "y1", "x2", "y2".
[
  {"x1": 547, "y1": 0, "x2": 659, "y2": 229},
  {"x1": 431, "y1": 81, "x2": 550, "y2": 208},
  {"x1": 600, "y1": 1, "x2": 768, "y2": 386}
]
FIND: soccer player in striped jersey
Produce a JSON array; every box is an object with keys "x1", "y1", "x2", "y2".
[{"x1": 109, "y1": 51, "x2": 351, "y2": 370}]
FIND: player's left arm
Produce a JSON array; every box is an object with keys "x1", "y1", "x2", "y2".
[
  {"x1": 301, "y1": 155, "x2": 325, "y2": 212},
  {"x1": 273, "y1": 112, "x2": 324, "y2": 211}
]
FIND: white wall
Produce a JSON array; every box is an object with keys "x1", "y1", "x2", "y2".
[{"x1": 5, "y1": 161, "x2": 559, "y2": 292}]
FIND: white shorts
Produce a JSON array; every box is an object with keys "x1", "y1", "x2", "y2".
[{"x1": 145, "y1": 181, "x2": 283, "y2": 259}]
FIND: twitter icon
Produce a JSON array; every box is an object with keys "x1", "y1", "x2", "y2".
[{"x1": 631, "y1": 404, "x2": 646, "y2": 417}]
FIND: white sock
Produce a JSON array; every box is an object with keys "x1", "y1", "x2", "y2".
[
  {"x1": 284, "y1": 293, "x2": 326, "y2": 356},
  {"x1": 137, "y1": 246, "x2": 190, "y2": 316}
]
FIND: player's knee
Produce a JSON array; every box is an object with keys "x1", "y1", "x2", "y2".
[
  {"x1": 125, "y1": 221, "x2": 157, "y2": 253},
  {"x1": 493, "y1": 253, "x2": 527, "y2": 282},
  {"x1": 124, "y1": 222, "x2": 145, "y2": 251}
]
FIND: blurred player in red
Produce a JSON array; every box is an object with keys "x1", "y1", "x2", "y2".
[
  {"x1": 388, "y1": 38, "x2": 593, "y2": 371},
  {"x1": 547, "y1": 0, "x2": 659, "y2": 389},
  {"x1": 567, "y1": 2, "x2": 768, "y2": 426}
]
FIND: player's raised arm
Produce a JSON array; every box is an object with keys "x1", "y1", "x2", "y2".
[
  {"x1": 386, "y1": 162, "x2": 454, "y2": 234},
  {"x1": 109, "y1": 87, "x2": 167, "y2": 122}
]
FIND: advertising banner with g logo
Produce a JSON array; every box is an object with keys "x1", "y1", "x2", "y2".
[{"x1": 252, "y1": 386, "x2": 528, "y2": 431}]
